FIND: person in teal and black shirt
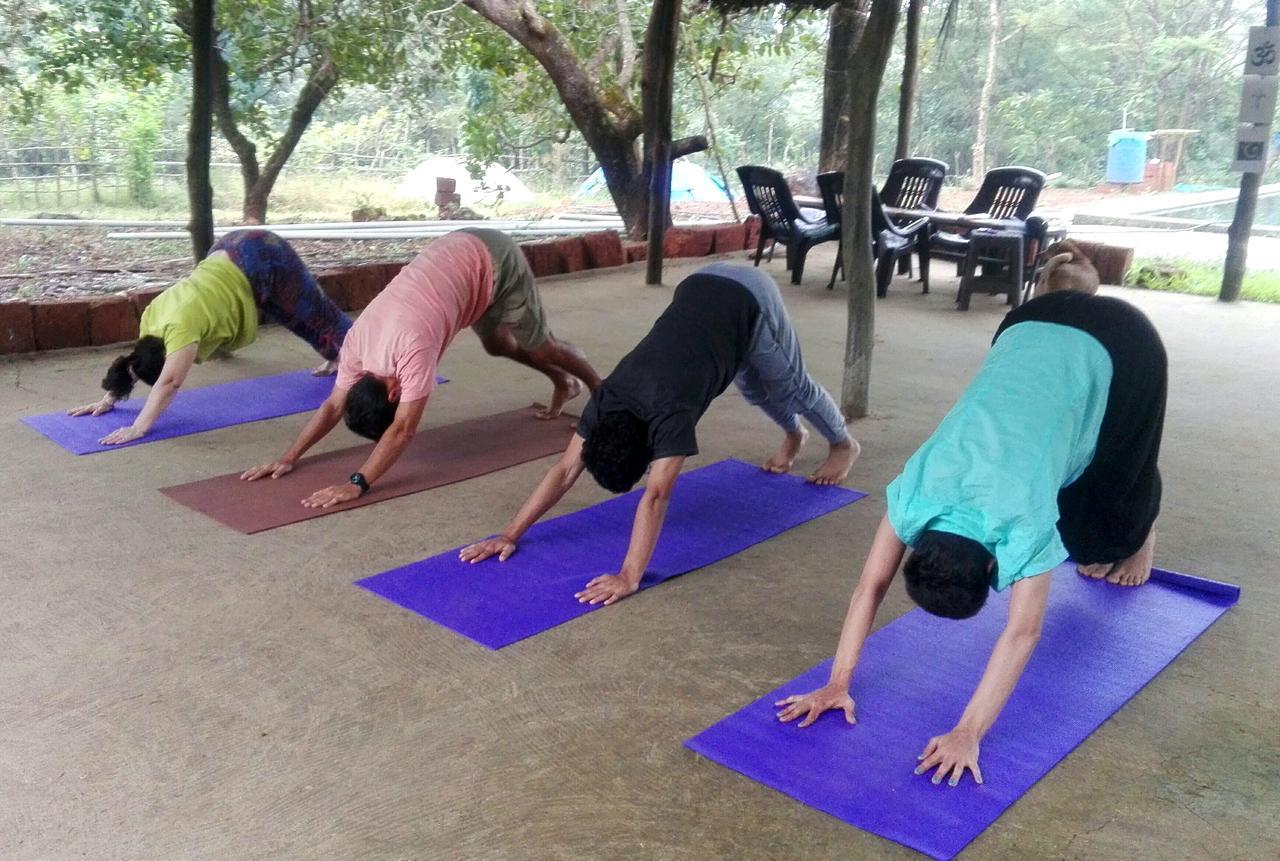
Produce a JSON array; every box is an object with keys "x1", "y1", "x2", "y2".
[{"x1": 774, "y1": 289, "x2": 1167, "y2": 791}]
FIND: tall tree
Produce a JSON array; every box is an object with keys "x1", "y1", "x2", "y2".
[
  {"x1": 894, "y1": 0, "x2": 924, "y2": 161},
  {"x1": 186, "y1": 0, "x2": 215, "y2": 260},
  {"x1": 840, "y1": 0, "x2": 901, "y2": 418},
  {"x1": 819, "y1": 0, "x2": 871, "y2": 171},
  {"x1": 22, "y1": 0, "x2": 409, "y2": 223},
  {"x1": 458, "y1": 0, "x2": 711, "y2": 236},
  {"x1": 644, "y1": 0, "x2": 683, "y2": 283},
  {"x1": 971, "y1": 0, "x2": 1000, "y2": 178}
]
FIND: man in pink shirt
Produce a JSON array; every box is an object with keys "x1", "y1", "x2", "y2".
[{"x1": 241, "y1": 228, "x2": 600, "y2": 508}]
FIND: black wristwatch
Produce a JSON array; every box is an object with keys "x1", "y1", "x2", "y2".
[{"x1": 349, "y1": 472, "x2": 370, "y2": 496}]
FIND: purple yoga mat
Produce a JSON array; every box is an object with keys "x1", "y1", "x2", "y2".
[
  {"x1": 357, "y1": 458, "x2": 866, "y2": 649},
  {"x1": 21, "y1": 370, "x2": 445, "y2": 455},
  {"x1": 685, "y1": 565, "x2": 1240, "y2": 860}
]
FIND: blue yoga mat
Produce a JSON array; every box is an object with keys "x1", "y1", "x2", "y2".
[
  {"x1": 357, "y1": 458, "x2": 866, "y2": 649},
  {"x1": 22, "y1": 370, "x2": 444, "y2": 455},
  {"x1": 684, "y1": 565, "x2": 1239, "y2": 860}
]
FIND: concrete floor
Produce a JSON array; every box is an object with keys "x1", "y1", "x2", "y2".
[{"x1": 1, "y1": 250, "x2": 1276, "y2": 860}]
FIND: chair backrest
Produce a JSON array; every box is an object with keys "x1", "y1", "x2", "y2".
[
  {"x1": 881, "y1": 158, "x2": 948, "y2": 211},
  {"x1": 965, "y1": 166, "x2": 1046, "y2": 221},
  {"x1": 816, "y1": 171, "x2": 844, "y2": 226},
  {"x1": 869, "y1": 185, "x2": 891, "y2": 235},
  {"x1": 736, "y1": 165, "x2": 803, "y2": 236}
]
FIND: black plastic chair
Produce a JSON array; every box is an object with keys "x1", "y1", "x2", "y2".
[
  {"x1": 928, "y1": 166, "x2": 1046, "y2": 270},
  {"x1": 882, "y1": 158, "x2": 948, "y2": 278},
  {"x1": 818, "y1": 171, "x2": 931, "y2": 295},
  {"x1": 737, "y1": 165, "x2": 839, "y2": 285},
  {"x1": 881, "y1": 157, "x2": 948, "y2": 212}
]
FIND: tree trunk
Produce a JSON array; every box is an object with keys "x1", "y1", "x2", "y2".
[
  {"x1": 971, "y1": 0, "x2": 1000, "y2": 179},
  {"x1": 1222, "y1": 0, "x2": 1280, "y2": 301},
  {"x1": 186, "y1": 0, "x2": 215, "y2": 261},
  {"x1": 643, "y1": 0, "x2": 680, "y2": 285},
  {"x1": 839, "y1": 0, "x2": 901, "y2": 419},
  {"x1": 894, "y1": 0, "x2": 923, "y2": 162},
  {"x1": 463, "y1": 0, "x2": 650, "y2": 234},
  {"x1": 819, "y1": 0, "x2": 871, "y2": 173}
]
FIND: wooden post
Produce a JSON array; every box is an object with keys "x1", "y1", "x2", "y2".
[
  {"x1": 643, "y1": 0, "x2": 680, "y2": 286},
  {"x1": 186, "y1": 0, "x2": 216, "y2": 261},
  {"x1": 840, "y1": 0, "x2": 902, "y2": 419},
  {"x1": 894, "y1": 0, "x2": 923, "y2": 162},
  {"x1": 1221, "y1": 0, "x2": 1280, "y2": 302}
]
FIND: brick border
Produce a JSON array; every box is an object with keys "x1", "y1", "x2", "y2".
[{"x1": 0, "y1": 222, "x2": 761, "y2": 356}]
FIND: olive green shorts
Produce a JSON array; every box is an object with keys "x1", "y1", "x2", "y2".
[{"x1": 463, "y1": 227, "x2": 551, "y2": 350}]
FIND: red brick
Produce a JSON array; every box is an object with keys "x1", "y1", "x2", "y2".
[
  {"x1": 581, "y1": 231, "x2": 625, "y2": 269},
  {"x1": 378, "y1": 261, "x2": 407, "y2": 287},
  {"x1": 345, "y1": 265, "x2": 386, "y2": 311},
  {"x1": 0, "y1": 301, "x2": 35, "y2": 355},
  {"x1": 623, "y1": 241, "x2": 648, "y2": 263},
  {"x1": 663, "y1": 226, "x2": 715, "y2": 258},
  {"x1": 743, "y1": 215, "x2": 762, "y2": 251},
  {"x1": 32, "y1": 299, "x2": 92, "y2": 351},
  {"x1": 520, "y1": 241, "x2": 566, "y2": 278},
  {"x1": 129, "y1": 286, "x2": 166, "y2": 316},
  {"x1": 712, "y1": 222, "x2": 748, "y2": 254},
  {"x1": 554, "y1": 237, "x2": 588, "y2": 273},
  {"x1": 88, "y1": 295, "x2": 139, "y2": 346}
]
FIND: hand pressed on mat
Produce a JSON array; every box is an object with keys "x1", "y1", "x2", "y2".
[
  {"x1": 574, "y1": 573, "x2": 639, "y2": 606},
  {"x1": 303, "y1": 483, "x2": 361, "y2": 509},
  {"x1": 459, "y1": 535, "x2": 518, "y2": 563},
  {"x1": 775, "y1": 684, "x2": 856, "y2": 727},
  {"x1": 916, "y1": 728, "x2": 983, "y2": 787}
]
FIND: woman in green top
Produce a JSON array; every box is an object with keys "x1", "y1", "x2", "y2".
[
  {"x1": 69, "y1": 230, "x2": 352, "y2": 445},
  {"x1": 775, "y1": 291, "x2": 1167, "y2": 789}
]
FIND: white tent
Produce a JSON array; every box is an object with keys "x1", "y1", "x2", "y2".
[{"x1": 397, "y1": 156, "x2": 535, "y2": 207}]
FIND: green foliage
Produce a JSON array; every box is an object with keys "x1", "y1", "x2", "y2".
[
  {"x1": 121, "y1": 101, "x2": 162, "y2": 205},
  {"x1": 1127, "y1": 258, "x2": 1280, "y2": 303}
]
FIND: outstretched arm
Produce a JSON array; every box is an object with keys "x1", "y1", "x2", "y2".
[
  {"x1": 575, "y1": 455, "x2": 685, "y2": 606},
  {"x1": 98, "y1": 344, "x2": 198, "y2": 445},
  {"x1": 776, "y1": 514, "x2": 906, "y2": 726},
  {"x1": 241, "y1": 385, "x2": 349, "y2": 481},
  {"x1": 916, "y1": 571, "x2": 1050, "y2": 787},
  {"x1": 301, "y1": 396, "x2": 428, "y2": 508},
  {"x1": 459, "y1": 434, "x2": 589, "y2": 563}
]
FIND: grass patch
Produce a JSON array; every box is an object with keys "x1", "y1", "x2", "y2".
[{"x1": 1126, "y1": 259, "x2": 1280, "y2": 304}]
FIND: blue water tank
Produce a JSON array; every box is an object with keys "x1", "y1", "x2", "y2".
[{"x1": 1106, "y1": 131, "x2": 1148, "y2": 183}]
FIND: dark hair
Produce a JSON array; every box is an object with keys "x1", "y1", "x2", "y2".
[
  {"x1": 101, "y1": 335, "x2": 166, "y2": 399},
  {"x1": 582, "y1": 409, "x2": 652, "y2": 493},
  {"x1": 345, "y1": 375, "x2": 398, "y2": 441},
  {"x1": 902, "y1": 530, "x2": 994, "y2": 620}
]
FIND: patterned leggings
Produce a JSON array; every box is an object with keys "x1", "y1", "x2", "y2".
[{"x1": 212, "y1": 229, "x2": 352, "y2": 361}]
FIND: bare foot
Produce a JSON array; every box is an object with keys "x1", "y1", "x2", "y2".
[
  {"x1": 537, "y1": 376, "x2": 583, "y2": 419},
  {"x1": 763, "y1": 428, "x2": 808, "y2": 473},
  {"x1": 809, "y1": 437, "x2": 861, "y2": 486},
  {"x1": 312, "y1": 359, "x2": 338, "y2": 376},
  {"x1": 1077, "y1": 562, "x2": 1113, "y2": 580},
  {"x1": 1106, "y1": 527, "x2": 1156, "y2": 586}
]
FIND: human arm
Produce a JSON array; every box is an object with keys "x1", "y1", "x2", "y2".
[
  {"x1": 458, "y1": 434, "x2": 590, "y2": 563},
  {"x1": 98, "y1": 344, "x2": 198, "y2": 445},
  {"x1": 241, "y1": 385, "x2": 349, "y2": 481},
  {"x1": 301, "y1": 395, "x2": 428, "y2": 508},
  {"x1": 574, "y1": 455, "x2": 685, "y2": 606},
  {"x1": 916, "y1": 571, "x2": 1050, "y2": 787},
  {"x1": 776, "y1": 514, "x2": 906, "y2": 726}
]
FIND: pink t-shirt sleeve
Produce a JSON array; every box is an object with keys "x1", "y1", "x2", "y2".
[
  {"x1": 395, "y1": 346, "x2": 439, "y2": 403},
  {"x1": 335, "y1": 328, "x2": 364, "y2": 392}
]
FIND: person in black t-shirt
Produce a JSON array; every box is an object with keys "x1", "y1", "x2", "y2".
[{"x1": 459, "y1": 264, "x2": 859, "y2": 607}]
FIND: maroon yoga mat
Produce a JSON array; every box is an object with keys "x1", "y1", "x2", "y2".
[{"x1": 161, "y1": 405, "x2": 577, "y2": 534}]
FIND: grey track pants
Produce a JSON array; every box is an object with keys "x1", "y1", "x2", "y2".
[{"x1": 700, "y1": 262, "x2": 850, "y2": 444}]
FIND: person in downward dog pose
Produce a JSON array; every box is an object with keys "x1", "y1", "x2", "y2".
[
  {"x1": 459, "y1": 262, "x2": 860, "y2": 606},
  {"x1": 241, "y1": 228, "x2": 600, "y2": 508},
  {"x1": 68, "y1": 229, "x2": 352, "y2": 445},
  {"x1": 776, "y1": 290, "x2": 1167, "y2": 787}
]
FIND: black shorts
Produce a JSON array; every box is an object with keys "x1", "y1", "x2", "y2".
[{"x1": 995, "y1": 291, "x2": 1167, "y2": 564}]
